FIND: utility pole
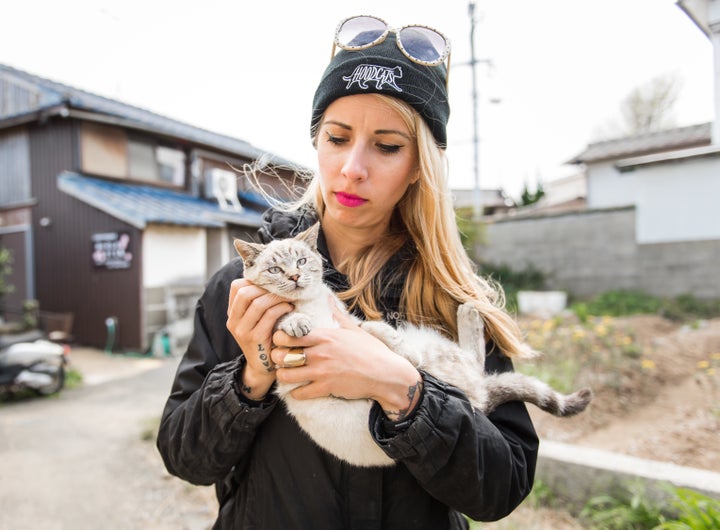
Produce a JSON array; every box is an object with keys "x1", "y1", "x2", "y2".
[{"x1": 469, "y1": 1, "x2": 482, "y2": 221}]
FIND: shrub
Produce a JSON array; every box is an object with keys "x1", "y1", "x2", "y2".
[
  {"x1": 571, "y1": 290, "x2": 720, "y2": 322},
  {"x1": 478, "y1": 262, "x2": 546, "y2": 313}
]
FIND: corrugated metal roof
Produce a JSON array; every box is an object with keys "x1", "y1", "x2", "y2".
[
  {"x1": 568, "y1": 122, "x2": 712, "y2": 164},
  {"x1": 0, "y1": 63, "x2": 297, "y2": 167},
  {"x1": 58, "y1": 172, "x2": 263, "y2": 229}
]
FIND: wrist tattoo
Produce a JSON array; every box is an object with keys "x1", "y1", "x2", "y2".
[
  {"x1": 241, "y1": 382, "x2": 252, "y2": 395},
  {"x1": 257, "y1": 344, "x2": 272, "y2": 372},
  {"x1": 384, "y1": 379, "x2": 423, "y2": 422}
]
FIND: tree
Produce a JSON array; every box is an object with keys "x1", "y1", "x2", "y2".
[
  {"x1": 519, "y1": 181, "x2": 545, "y2": 206},
  {"x1": 592, "y1": 74, "x2": 681, "y2": 140},
  {"x1": 621, "y1": 74, "x2": 680, "y2": 134}
]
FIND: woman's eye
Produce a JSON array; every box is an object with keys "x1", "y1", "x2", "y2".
[
  {"x1": 267, "y1": 266, "x2": 282, "y2": 274},
  {"x1": 297, "y1": 257, "x2": 307, "y2": 266},
  {"x1": 377, "y1": 143, "x2": 401, "y2": 154},
  {"x1": 326, "y1": 132, "x2": 347, "y2": 145}
]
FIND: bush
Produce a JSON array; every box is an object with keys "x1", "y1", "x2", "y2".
[
  {"x1": 478, "y1": 262, "x2": 546, "y2": 313},
  {"x1": 571, "y1": 290, "x2": 720, "y2": 322}
]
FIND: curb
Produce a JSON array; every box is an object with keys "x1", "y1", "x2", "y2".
[{"x1": 537, "y1": 440, "x2": 720, "y2": 510}]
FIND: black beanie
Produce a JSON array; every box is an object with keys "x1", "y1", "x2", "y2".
[{"x1": 311, "y1": 32, "x2": 450, "y2": 148}]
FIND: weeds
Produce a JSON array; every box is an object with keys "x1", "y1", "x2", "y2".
[
  {"x1": 571, "y1": 290, "x2": 720, "y2": 323},
  {"x1": 581, "y1": 482, "x2": 666, "y2": 529},
  {"x1": 580, "y1": 482, "x2": 720, "y2": 530},
  {"x1": 518, "y1": 314, "x2": 640, "y2": 395},
  {"x1": 655, "y1": 487, "x2": 720, "y2": 530}
]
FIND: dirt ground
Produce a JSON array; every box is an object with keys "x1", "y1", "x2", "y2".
[{"x1": 523, "y1": 315, "x2": 720, "y2": 472}]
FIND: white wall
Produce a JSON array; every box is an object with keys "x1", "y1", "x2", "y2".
[
  {"x1": 586, "y1": 161, "x2": 637, "y2": 209},
  {"x1": 542, "y1": 171, "x2": 587, "y2": 205},
  {"x1": 635, "y1": 155, "x2": 720, "y2": 243},
  {"x1": 143, "y1": 225, "x2": 206, "y2": 287}
]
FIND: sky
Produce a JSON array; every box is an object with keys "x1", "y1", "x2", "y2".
[{"x1": 0, "y1": 0, "x2": 713, "y2": 199}]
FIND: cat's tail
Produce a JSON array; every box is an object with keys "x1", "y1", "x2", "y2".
[{"x1": 484, "y1": 372, "x2": 593, "y2": 417}]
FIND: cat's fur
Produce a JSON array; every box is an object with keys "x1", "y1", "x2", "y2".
[{"x1": 234, "y1": 224, "x2": 592, "y2": 467}]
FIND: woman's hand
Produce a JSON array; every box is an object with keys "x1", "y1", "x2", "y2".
[
  {"x1": 227, "y1": 278, "x2": 294, "y2": 400},
  {"x1": 271, "y1": 308, "x2": 423, "y2": 421}
]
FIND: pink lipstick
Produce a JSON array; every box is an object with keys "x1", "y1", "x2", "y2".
[{"x1": 335, "y1": 192, "x2": 367, "y2": 208}]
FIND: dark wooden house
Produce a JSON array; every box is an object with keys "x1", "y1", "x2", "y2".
[{"x1": 0, "y1": 63, "x2": 302, "y2": 351}]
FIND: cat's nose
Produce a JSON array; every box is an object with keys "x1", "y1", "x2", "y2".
[{"x1": 289, "y1": 274, "x2": 300, "y2": 283}]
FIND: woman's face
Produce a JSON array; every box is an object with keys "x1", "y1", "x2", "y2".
[{"x1": 316, "y1": 94, "x2": 419, "y2": 236}]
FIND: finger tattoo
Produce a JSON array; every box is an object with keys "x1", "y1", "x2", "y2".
[{"x1": 257, "y1": 344, "x2": 273, "y2": 372}]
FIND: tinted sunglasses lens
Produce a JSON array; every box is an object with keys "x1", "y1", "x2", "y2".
[
  {"x1": 337, "y1": 16, "x2": 387, "y2": 49},
  {"x1": 398, "y1": 26, "x2": 448, "y2": 65}
]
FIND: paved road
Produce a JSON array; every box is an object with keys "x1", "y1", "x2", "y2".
[{"x1": 0, "y1": 350, "x2": 217, "y2": 530}]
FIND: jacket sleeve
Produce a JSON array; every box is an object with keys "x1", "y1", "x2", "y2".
[
  {"x1": 156, "y1": 260, "x2": 279, "y2": 486},
  {"x1": 369, "y1": 346, "x2": 539, "y2": 522}
]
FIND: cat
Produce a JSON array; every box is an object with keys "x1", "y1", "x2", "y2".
[{"x1": 234, "y1": 223, "x2": 592, "y2": 467}]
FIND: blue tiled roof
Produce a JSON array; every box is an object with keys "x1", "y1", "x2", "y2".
[
  {"x1": 58, "y1": 172, "x2": 264, "y2": 229},
  {"x1": 0, "y1": 63, "x2": 298, "y2": 167}
]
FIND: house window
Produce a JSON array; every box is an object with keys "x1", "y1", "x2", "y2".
[
  {"x1": 80, "y1": 123, "x2": 128, "y2": 178},
  {"x1": 80, "y1": 123, "x2": 185, "y2": 186},
  {"x1": 156, "y1": 146, "x2": 185, "y2": 186}
]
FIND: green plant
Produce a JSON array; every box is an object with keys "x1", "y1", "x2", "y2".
[
  {"x1": 0, "y1": 246, "x2": 14, "y2": 311},
  {"x1": 455, "y1": 207, "x2": 485, "y2": 255},
  {"x1": 581, "y1": 482, "x2": 666, "y2": 529},
  {"x1": 518, "y1": 314, "x2": 641, "y2": 396},
  {"x1": 22, "y1": 299, "x2": 39, "y2": 330},
  {"x1": 573, "y1": 290, "x2": 662, "y2": 318},
  {"x1": 654, "y1": 487, "x2": 720, "y2": 530},
  {"x1": 478, "y1": 262, "x2": 546, "y2": 313},
  {"x1": 65, "y1": 367, "x2": 83, "y2": 389},
  {"x1": 571, "y1": 290, "x2": 720, "y2": 322}
]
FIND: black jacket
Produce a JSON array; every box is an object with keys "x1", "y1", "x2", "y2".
[{"x1": 157, "y1": 209, "x2": 538, "y2": 529}]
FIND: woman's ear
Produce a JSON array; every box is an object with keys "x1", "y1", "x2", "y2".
[{"x1": 409, "y1": 167, "x2": 421, "y2": 185}]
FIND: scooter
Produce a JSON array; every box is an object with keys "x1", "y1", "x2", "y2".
[{"x1": 0, "y1": 329, "x2": 69, "y2": 397}]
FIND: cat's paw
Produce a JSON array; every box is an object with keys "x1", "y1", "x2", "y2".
[
  {"x1": 361, "y1": 320, "x2": 400, "y2": 346},
  {"x1": 279, "y1": 314, "x2": 312, "y2": 337}
]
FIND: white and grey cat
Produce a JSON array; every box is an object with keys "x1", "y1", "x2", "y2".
[{"x1": 234, "y1": 224, "x2": 592, "y2": 467}]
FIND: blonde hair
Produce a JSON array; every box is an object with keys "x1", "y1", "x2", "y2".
[{"x1": 253, "y1": 94, "x2": 530, "y2": 358}]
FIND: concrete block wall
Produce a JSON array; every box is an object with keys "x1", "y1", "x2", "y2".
[{"x1": 478, "y1": 206, "x2": 720, "y2": 300}]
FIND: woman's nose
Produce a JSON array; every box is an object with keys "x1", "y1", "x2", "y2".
[{"x1": 341, "y1": 144, "x2": 369, "y2": 181}]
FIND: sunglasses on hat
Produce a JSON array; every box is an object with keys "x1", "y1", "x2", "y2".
[{"x1": 332, "y1": 15, "x2": 451, "y2": 74}]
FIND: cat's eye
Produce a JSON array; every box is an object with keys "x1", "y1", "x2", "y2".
[
  {"x1": 267, "y1": 266, "x2": 283, "y2": 274},
  {"x1": 297, "y1": 257, "x2": 307, "y2": 266}
]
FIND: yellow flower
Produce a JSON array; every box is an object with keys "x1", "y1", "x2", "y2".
[
  {"x1": 572, "y1": 329, "x2": 586, "y2": 341},
  {"x1": 707, "y1": 368, "x2": 716, "y2": 376},
  {"x1": 641, "y1": 359, "x2": 656, "y2": 370},
  {"x1": 710, "y1": 352, "x2": 720, "y2": 361},
  {"x1": 697, "y1": 360, "x2": 710, "y2": 369},
  {"x1": 594, "y1": 324, "x2": 609, "y2": 337},
  {"x1": 542, "y1": 320, "x2": 556, "y2": 332}
]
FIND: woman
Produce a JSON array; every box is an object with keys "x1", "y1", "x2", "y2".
[{"x1": 157, "y1": 15, "x2": 538, "y2": 529}]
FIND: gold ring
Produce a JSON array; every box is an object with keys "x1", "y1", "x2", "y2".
[{"x1": 282, "y1": 348, "x2": 306, "y2": 368}]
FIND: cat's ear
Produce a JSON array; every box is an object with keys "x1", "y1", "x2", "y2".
[
  {"x1": 233, "y1": 239, "x2": 263, "y2": 267},
  {"x1": 296, "y1": 222, "x2": 320, "y2": 250}
]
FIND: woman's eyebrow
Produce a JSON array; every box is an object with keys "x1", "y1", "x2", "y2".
[
  {"x1": 324, "y1": 121, "x2": 411, "y2": 141},
  {"x1": 375, "y1": 129, "x2": 412, "y2": 141},
  {"x1": 323, "y1": 120, "x2": 351, "y2": 130}
]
